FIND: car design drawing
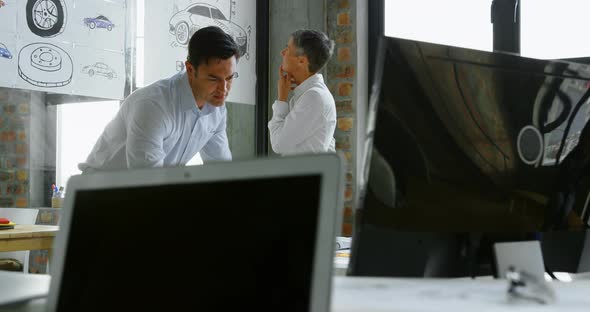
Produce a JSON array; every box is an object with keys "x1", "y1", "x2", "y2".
[
  {"x1": 81, "y1": 62, "x2": 117, "y2": 79},
  {"x1": 169, "y1": 3, "x2": 248, "y2": 56},
  {"x1": 0, "y1": 43, "x2": 12, "y2": 59},
  {"x1": 26, "y1": 0, "x2": 67, "y2": 38},
  {"x1": 84, "y1": 15, "x2": 115, "y2": 31}
]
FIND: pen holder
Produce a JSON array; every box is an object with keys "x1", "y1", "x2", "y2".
[{"x1": 51, "y1": 196, "x2": 63, "y2": 208}]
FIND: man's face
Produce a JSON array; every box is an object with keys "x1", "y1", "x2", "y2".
[
  {"x1": 280, "y1": 38, "x2": 302, "y2": 74},
  {"x1": 186, "y1": 56, "x2": 237, "y2": 108}
]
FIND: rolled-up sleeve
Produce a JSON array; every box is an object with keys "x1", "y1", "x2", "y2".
[
  {"x1": 125, "y1": 100, "x2": 170, "y2": 168},
  {"x1": 200, "y1": 111, "x2": 232, "y2": 162},
  {"x1": 267, "y1": 91, "x2": 324, "y2": 154}
]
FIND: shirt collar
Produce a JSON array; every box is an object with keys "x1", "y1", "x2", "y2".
[
  {"x1": 293, "y1": 73, "x2": 323, "y2": 98},
  {"x1": 177, "y1": 71, "x2": 220, "y2": 116}
]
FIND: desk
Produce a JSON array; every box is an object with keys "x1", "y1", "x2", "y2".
[
  {"x1": 0, "y1": 225, "x2": 59, "y2": 253},
  {"x1": 331, "y1": 276, "x2": 590, "y2": 311},
  {"x1": 2, "y1": 275, "x2": 590, "y2": 312}
]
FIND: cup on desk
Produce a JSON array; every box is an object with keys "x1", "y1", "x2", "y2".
[
  {"x1": 51, "y1": 186, "x2": 64, "y2": 208},
  {"x1": 51, "y1": 196, "x2": 63, "y2": 208}
]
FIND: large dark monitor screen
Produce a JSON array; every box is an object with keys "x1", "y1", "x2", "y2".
[{"x1": 349, "y1": 35, "x2": 590, "y2": 277}]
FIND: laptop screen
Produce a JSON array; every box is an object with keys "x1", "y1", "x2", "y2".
[{"x1": 56, "y1": 175, "x2": 323, "y2": 311}]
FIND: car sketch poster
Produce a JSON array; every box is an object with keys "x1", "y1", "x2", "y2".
[
  {"x1": 144, "y1": 0, "x2": 256, "y2": 105},
  {"x1": 0, "y1": 0, "x2": 126, "y2": 100}
]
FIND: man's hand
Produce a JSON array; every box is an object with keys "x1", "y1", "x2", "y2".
[
  {"x1": 278, "y1": 66, "x2": 295, "y2": 102},
  {"x1": 0, "y1": 1, "x2": 5, "y2": 8}
]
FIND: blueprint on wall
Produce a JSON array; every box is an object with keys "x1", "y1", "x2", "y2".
[
  {"x1": 0, "y1": 0, "x2": 126, "y2": 100},
  {"x1": 144, "y1": 0, "x2": 257, "y2": 105}
]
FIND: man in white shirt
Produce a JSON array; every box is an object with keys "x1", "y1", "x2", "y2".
[
  {"x1": 268, "y1": 29, "x2": 336, "y2": 155},
  {"x1": 79, "y1": 26, "x2": 239, "y2": 172}
]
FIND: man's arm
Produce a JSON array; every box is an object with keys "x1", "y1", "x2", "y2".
[
  {"x1": 125, "y1": 100, "x2": 170, "y2": 168},
  {"x1": 267, "y1": 90, "x2": 325, "y2": 154},
  {"x1": 200, "y1": 111, "x2": 232, "y2": 162}
]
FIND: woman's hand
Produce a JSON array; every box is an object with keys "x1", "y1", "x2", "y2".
[{"x1": 278, "y1": 66, "x2": 295, "y2": 102}]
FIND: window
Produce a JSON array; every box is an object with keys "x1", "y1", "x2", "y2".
[
  {"x1": 211, "y1": 8, "x2": 227, "y2": 21},
  {"x1": 56, "y1": 101, "x2": 120, "y2": 188},
  {"x1": 521, "y1": 0, "x2": 590, "y2": 59},
  {"x1": 384, "y1": 0, "x2": 493, "y2": 52},
  {"x1": 136, "y1": 0, "x2": 145, "y2": 87},
  {"x1": 186, "y1": 153, "x2": 203, "y2": 166},
  {"x1": 189, "y1": 5, "x2": 211, "y2": 18}
]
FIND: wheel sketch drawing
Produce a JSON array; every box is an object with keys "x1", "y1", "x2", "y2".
[
  {"x1": 0, "y1": 43, "x2": 12, "y2": 59},
  {"x1": 81, "y1": 62, "x2": 117, "y2": 79},
  {"x1": 18, "y1": 43, "x2": 73, "y2": 87},
  {"x1": 26, "y1": 0, "x2": 67, "y2": 38},
  {"x1": 168, "y1": 3, "x2": 248, "y2": 56},
  {"x1": 84, "y1": 15, "x2": 115, "y2": 31}
]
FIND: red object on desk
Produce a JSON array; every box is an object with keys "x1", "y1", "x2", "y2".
[{"x1": 0, "y1": 218, "x2": 10, "y2": 224}]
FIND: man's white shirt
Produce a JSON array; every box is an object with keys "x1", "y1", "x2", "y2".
[
  {"x1": 268, "y1": 73, "x2": 336, "y2": 155},
  {"x1": 79, "y1": 71, "x2": 231, "y2": 172}
]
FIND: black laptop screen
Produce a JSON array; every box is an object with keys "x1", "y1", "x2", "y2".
[{"x1": 57, "y1": 175, "x2": 321, "y2": 311}]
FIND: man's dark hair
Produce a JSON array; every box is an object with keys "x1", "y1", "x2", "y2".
[
  {"x1": 187, "y1": 26, "x2": 240, "y2": 66},
  {"x1": 291, "y1": 29, "x2": 335, "y2": 73}
]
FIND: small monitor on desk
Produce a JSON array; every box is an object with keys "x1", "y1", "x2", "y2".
[
  {"x1": 47, "y1": 154, "x2": 344, "y2": 312},
  {"x1": 348, "y1": 35, "x2": 590, "y2": 278}
]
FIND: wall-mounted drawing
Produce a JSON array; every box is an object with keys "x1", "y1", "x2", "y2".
[
  {"x1": 84, "y1": 15, "x2": 115, "y2": 31},
  {"x1": 176, "y1": 60, "x2": 185, "y2": 72},
  {"x1": 81, "y1": 62, "x2": 117, "y2": 79},
  {"x1": 18, "y1": 43, "x2": 72, "y2": 87},
  {"x1": 0, "y1": 43, "x2": 12, "y2": 59},
  {"x1": 169, "y1": 3, "x2": 249, "y2": 57},
  {"x1": 26, "y1": 0, "x2": 67, "y2": 38}
]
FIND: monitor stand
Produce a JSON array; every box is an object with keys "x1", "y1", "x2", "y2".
[
  {"x1": 347, "y1": 224, "x2": 539, "y2": 278},
  {"x1": 541, "y1": 229, "x2": 590, "y2": 274}
]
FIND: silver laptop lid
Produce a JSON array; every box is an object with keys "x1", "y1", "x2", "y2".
[{"x1": 47, "y1": 154, "x2": 343, "y2": 312}]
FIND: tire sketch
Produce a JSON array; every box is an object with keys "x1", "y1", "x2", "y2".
[
  {"x1": 84, "y1": 15, "x2": 115, "y2": 31},
  {"x1": 18, "y1": 43, "x2": 72, "y2": 87},
  {"x1": 26, "y1": 0, "x2": 67, "y2": 38},
  {"x1": 0, "y1": 43, "x2": 12, "y2": 59},
  {"x1": 81, "y1": 62, "x2": 117, "y2": 79},
  {"x1": 168, "y1": 3, "x2": 249, "y2": 58}
]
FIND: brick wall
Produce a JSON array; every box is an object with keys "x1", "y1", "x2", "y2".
[
  {"x1": 0, "y1": 89, "x2": 32, "y2": 208},
  {"x1": 0, "y1": 87, "x2": 55, "y2": 274},
  {"x1": 327, "y1": 0, "x2": 356, "y2": 237}
]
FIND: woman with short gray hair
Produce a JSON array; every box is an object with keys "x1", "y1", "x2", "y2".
[{"x1": 268, "y1": 29, "x2": 337, "y2": 155}]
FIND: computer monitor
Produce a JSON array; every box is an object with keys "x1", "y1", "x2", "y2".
[
  {"x1": 47, "y1": 154, "x2": 344, "y2": 312},
  {"x1": 349, "y1": 35, "x2": 590, "y2": 278}
]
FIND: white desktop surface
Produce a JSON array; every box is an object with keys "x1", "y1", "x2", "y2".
[
  {"x1": 2, "y1": 274, "x2": 590, "y2": 311},
  {"x1": 331, "y1": 276, "x2": 590, "y2": 312},
  {"x1": 0, "y1": 272, "x2": 50, "y2": 307}
]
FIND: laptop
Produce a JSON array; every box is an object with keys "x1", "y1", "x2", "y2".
[{"x1": 46, "y1": 153, "x2": 344, "y2": 312}]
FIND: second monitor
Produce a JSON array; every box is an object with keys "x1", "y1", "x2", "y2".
[{"x1": 349, "y1": 35, "x2": 590, "y2": 278}]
